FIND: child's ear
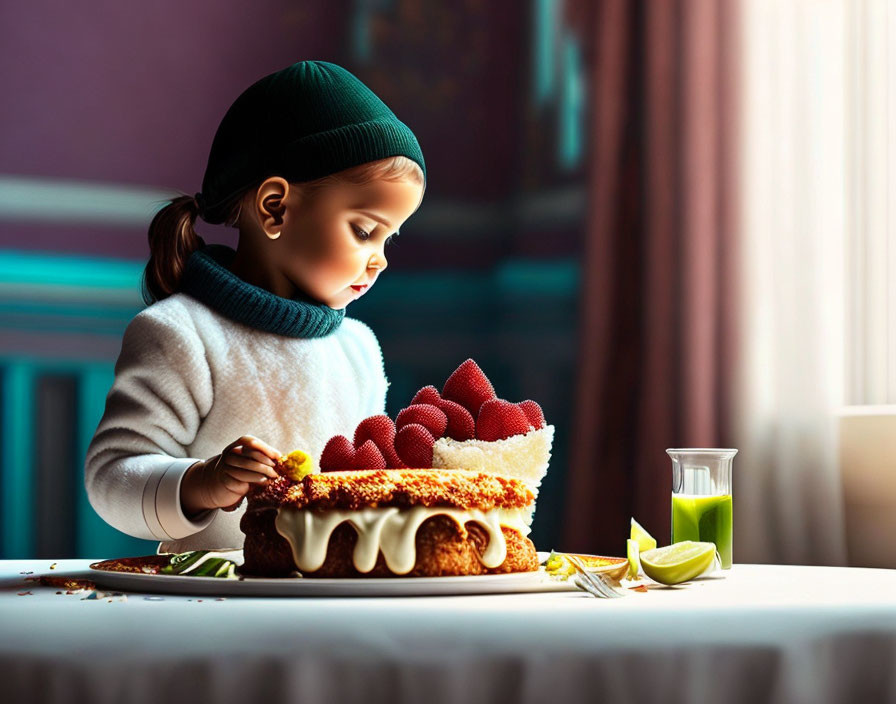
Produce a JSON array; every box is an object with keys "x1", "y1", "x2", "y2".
[{"x1": 255, "y1": 177, "x2": 290, "y2": 240}]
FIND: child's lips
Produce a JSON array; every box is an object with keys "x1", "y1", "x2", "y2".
[{"x1": 350, "y1": 284, "x2": 369, "y2": 295}]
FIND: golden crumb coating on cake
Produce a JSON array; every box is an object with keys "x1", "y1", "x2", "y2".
[
  {"x1": 239, "y1": 511, "x2": 539, "y2": 578},
  {"x1": 248, "y1": 468, "x2": 534, "y2": 512}
]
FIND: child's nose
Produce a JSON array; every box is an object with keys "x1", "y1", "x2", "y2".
[{"x1": 368, "y1": 251, "x2": 387, "y2": 273}]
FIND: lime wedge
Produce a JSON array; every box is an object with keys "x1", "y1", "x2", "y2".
[
  {"x1": 543, "y1": 551, "x2": 629, "y2": 580},
  {"x1": 543, "y1": 551, "x2": 574, "y2": 578},
  {"x1": 639, "y1": 541, "x2": 717, "y2": 585},
  {"x1": 630, "y1": 518, "x2": 657, "y2": 552},
  {"x1": 626, "y1": 538, "x2": 640, "y2": 579}
]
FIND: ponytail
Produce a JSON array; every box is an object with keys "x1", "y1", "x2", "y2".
[{"x1": 141, "y1": 195, "x2": 206, "y2": 305}]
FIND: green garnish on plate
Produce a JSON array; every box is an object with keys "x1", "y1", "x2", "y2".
[{"x1": 160, "y1": 550, "x2": 241, "y2": 579}]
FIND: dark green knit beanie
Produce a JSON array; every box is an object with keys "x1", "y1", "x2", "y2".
[{"x1": 196, "y1": 61, "x2": 425, "y2": 224}]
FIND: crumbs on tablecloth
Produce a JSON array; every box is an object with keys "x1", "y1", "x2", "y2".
[
  {"x1": 19, "y1": 571, "x2": 33, "y2": 575},
  {"x1": 49, "y1": 563, "x2": 57, "y2": 570},
  {"x1": 17, "y1": 590, "x2": 32, "y2": 596},
  {"x1": 629, "y1": 585, "x2": 649, "y2": 593},
  {"x1": 26, "y1": 576, "x2": 96, "y2": 592}
]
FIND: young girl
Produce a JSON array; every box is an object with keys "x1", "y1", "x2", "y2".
[{"x1": 85, "y1": 61, "x2": 425, "y2": 554}]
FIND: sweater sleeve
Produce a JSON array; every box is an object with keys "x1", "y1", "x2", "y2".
[{"x1": 84, "y1": 308, "x2": 217, "y2": 542}]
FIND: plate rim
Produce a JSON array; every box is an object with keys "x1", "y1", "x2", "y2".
[{"x1": 85, "y1": 551, "x2": 575, "y2": 597}]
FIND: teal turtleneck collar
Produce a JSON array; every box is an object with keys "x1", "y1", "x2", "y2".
[{"x1": 179, "y1": 244, "x2": 345, "y2": 338}]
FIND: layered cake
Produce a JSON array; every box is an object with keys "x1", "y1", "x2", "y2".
[
  {"x1": 240, "y1": 359, "x2": 553, "y2": 578},
  {"x1": 240, "y1": 468, "x2": 538, "y2": 577}
]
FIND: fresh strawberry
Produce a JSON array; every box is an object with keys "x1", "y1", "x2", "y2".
[
  {"x1": 352, "y1": 414, "x2": 404, "y2": 467},
  {"x1": 382, "y1": 442, "x2": 408, "y2": 469},
  {"x1": 476, "y1": 398, "x2": 531, "y2": 441},
  {"x1": 441, "y1": 359, "x2": 496, "y2": 416},
  {"x1": 319, "y1": 435, "x2": 355, "y2": 472},
  {"x1": 375, "y1": 436, "x2": 406, "y2": 469},
  {"x1": 394, "y1": 423, "x2": 436, "y2": 467},
  {"x1": 353, "y1": 440, "x2": 387, "y2": 470},
  {"x1": 354, "y1": 415, "x2": 396, "y2": 449},
  {"x1": 518, "y1": 400, "x2": 546, "y2": 430},
  {"x1": 396, "y1": 403, "x2": 448, "y2": 438},
  {"x1": 436, "y1": 398, "x2": 476, "y2": 441},
  {"x1": 411, "y1": 385, "x2": 442, "y2": 406}
]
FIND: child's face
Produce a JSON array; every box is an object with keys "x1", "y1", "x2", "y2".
[{"x1": 277, "y1": 176, "x2": 423, "y2": 309}]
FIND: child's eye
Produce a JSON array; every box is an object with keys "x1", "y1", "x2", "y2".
[{"x1": 352, "y1": 225, "x2": 371, "y2": 241}]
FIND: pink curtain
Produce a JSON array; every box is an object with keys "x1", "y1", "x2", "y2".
[{"x1": 564, "y1": 0, "x2": 741, "y2": 554}]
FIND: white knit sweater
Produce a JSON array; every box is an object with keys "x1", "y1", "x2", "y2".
[{"x1": 84, "y1": 293, "x2": 387, "y2": 554}]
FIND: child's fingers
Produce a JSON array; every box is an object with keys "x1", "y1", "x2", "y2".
[
  {"x1": 218, "y1": 473, "x2": 249, "y2": 496},
  {"x1": 224, "y1": 466, "x2": 272, "y2": 484},
  {"x1": 236, "y1": 435, "x2": 282, "y2": 462},
  {"x1": 225, "y1": 452, "x2": 279, "y2": 477},
  {"x1": 232, "y1": 445, "x2": 278, "y2": 469}
]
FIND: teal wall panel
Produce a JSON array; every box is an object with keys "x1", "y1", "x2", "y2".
[{"x1": 1, "y1": 362, "x2": 35, "y2": 558}]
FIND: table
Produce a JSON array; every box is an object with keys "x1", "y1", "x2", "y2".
[{"x1": 2, "y1": 560, "x2": 896, "y2": 704}]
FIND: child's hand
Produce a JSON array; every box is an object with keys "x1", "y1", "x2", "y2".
[{"x1": 181, "y1": 435, "x2": 282, "y2": 516}]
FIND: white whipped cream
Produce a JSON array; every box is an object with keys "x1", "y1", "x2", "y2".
[
  {"x1": 431, "y1": 425, "x2": 554, "y2": 527},
  {"x1": 274, "y1": 506, "x2": 530, "y2": 575}
]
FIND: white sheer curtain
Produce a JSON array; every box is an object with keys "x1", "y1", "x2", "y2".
[
  {"x1": 845, "y1": 0, "x2": 896, "y2": 404},
  {"x1": 735, "y1": 0, "x2": 849, "y2": 565}
]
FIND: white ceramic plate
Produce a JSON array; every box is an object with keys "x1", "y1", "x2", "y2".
[{"x1": 86, "y1": 552, "x2": 577, "y2": 597}]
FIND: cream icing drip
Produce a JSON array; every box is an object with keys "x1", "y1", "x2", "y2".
[{"x1": 274, "y1": 506, "x2": 529, "y2": 575}]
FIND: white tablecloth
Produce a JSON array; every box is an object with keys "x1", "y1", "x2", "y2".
[{"x1": 2, "y1": 560, "x2": 896, "y2": 704}]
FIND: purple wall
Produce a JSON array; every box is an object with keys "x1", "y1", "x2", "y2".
[
  {"x1": 1, "y1": 2, "x2": 351, "y2": 187},
  {"x1": 0, "y1": 1, "x2": 534, "y2": 261}
]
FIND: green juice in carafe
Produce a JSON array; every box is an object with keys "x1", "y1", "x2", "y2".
[{"x1": 671, "y1": 494, "x2": 733, "y2": 569}]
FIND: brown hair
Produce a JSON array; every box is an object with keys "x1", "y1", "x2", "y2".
[
  {"x1": 141, "y1": 195, "x2": 204, "y2": 305},
  {"x1": 141, "y1": 156, "x2": 424, "y2": 305},
  {"x1": 297, "y1": 155, "x2": 425, "y2": 195}
]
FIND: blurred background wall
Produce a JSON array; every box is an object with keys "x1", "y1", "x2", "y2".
[{"x1": 2, "y1": 0, "x2": 894, "y2": 568}]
